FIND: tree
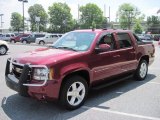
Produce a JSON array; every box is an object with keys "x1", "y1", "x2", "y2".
[
  {"x1": 117, "y1": 3, "x2": 141, "y2": 29},
  {"x1": 28, "y1": 4, "x2": 48, "y2": 32},
  {"x1": 10, "y1": 12, "x2": 22, "y2": 32},
  {"x1": 79, "y1": 3, "x2": 104, "y2": 29},
  {"x1": 147, "y1": 15, "x2": 160, "y2": 34},
  {"x1": 147, "y1": 16, "x2": 160, "y2": 26},
  {"x1": 48, "y1": 2, "x2": 73, "y2": 33},
  {"x1": 133, "y1": 20, "x2": 143, "y2": 34}
]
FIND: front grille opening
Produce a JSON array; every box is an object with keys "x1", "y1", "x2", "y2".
[{"x1": 12, "y1": 64, "x2": 32, "y2": 81}]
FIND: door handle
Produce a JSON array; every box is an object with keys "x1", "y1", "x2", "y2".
[{"x1": 113, "y1": 55, "x2": 120, "y2": 58}]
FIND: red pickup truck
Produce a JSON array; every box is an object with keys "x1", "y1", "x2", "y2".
[
  {"x1": 10, "y1": 33, "x2": 30, "y2": 43},
  {"x1": 5, "y1": 29, "x2": 155, "y2": 110}
]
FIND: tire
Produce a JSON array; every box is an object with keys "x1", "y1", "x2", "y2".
[
  {"x1": 22, "y1": 40, "x2": 27, "y2": 44},
  {"x1": 0, "y1": 45, "x2": 7, "y2": 55},
  {"x1": 134, "y1": 59, "x2": 148, "y2": 81},
  {"x1": 10, "y1": 40, "x2": 16, "y2": 43},
  {"x1": 39, "y1": 41, "x2": 45, "y2": 45},
  {"x1": 60, "y1": 75, "x2": 88, "y2": 110}
]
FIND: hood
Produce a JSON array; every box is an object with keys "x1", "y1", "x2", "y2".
[
  {"x1": 0, "y1": 40, "x2": 8, "y2": 47},
  {"x1": 13, "y1": 48, "x2": 80, "y2": 66}
]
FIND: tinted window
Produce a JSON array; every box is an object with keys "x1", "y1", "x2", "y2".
[
  {"x1": 117, "y1": 33, "x2": 132, "y2": 48},
  {"x1": 35, "y1": 34, "x2": 45, "y2": 38},
  {"x1": 58, "y1": 35, "x2": 62, "y2": 37},
  {"x1": 52, "y1": 35, "x2": 58, "y2": 38},
  {"x1": 6, "y1": 34, "x2": 10, "y2": 37}
]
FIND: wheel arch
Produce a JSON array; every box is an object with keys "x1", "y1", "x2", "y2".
[
  {"x1": 58, "y1": 69, "x2": 90, "y2": 99},
  {"x1": 139, "y1": 55, "x2": 149, "y2": 64},
  {"x1": 39, "y1": 40, "x2": 45, "y2": 44}
]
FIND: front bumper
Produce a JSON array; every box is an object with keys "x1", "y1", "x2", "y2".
[{"x1": 5, "y1": 58, "x2": 61, "y2": 100}]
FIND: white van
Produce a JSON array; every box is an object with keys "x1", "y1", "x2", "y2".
[
  {"x1": 35, "y1": 34, "x2": 62, "y2": 45},
  {"x1": 0, "y1": 33, "x2": 15, "y2": 41}
]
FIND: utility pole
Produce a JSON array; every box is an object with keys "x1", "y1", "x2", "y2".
[
  {"x1": 0, "y1": 14, "x2": 4, "y2": 28},
  {"x1": 0, "y1": 14, "x2": 4, "y2": 33},
  {"x1": 109, "y1": 6, "x2": 110, "y2": 23},
  {"x1": 104, "y1": 4, "x2": 106, "y2": 17},
  {"x1": 78, "y1": 4, "x2": 80, "y2": 21},
  {"x1": 18, "y1": 0, "x2": 28, "y2": 33}
]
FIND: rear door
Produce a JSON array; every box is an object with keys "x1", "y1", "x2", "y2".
[{"x1": 115, "y1": 32, "x2": 137, "y2": 72}]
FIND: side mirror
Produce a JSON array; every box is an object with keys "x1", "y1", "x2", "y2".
[{"x1": 95, "y1": 44, "x2": 111, "y2": 53}]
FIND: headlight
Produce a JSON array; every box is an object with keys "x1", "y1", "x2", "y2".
[{"x1": 33, "y1": 68, "x2": 49, "y2": 81}]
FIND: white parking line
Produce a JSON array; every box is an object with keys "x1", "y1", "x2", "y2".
[
  {"x1": 149, "y1": 68, "x2": 160, "y2": 70},
  {"x1": 82, "y1": 106, "x2": 160, "y2": 120},
  {"x1": 148, "y1": 82, "x2": 160, "y2": 85}
]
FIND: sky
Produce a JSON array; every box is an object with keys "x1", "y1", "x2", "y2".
[{"x1": 0, "y1": 0, "x2": 160, "y2": 29}]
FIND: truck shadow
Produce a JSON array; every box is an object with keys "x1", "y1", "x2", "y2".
[{"x1": 1, "y1": 74, "x2": 156, "y2": 120}]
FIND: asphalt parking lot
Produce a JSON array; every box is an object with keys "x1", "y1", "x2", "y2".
[{"x1": 0, "y1": 43, "x2": 159, "y2": 120}]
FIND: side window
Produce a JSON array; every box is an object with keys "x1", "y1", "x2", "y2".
[
  {"x1": 6, "y1": 34, "x2": 10, "y2": 37},
  {"x1": 117, "y1": 33, "x2": 132, "y2": 48},
  {"x1": 98, "y1": 33, "x2": 116, "y2": 50},
  {"x1": 52, "y1": 35, "x2": 58, "y2": 38}
]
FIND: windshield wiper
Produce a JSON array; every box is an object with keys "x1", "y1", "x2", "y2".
[{"x1": 57, "y1": 46, "x2": 77, "y2": 51}]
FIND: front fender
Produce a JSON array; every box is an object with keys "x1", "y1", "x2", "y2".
[{"x1": 60, "y1": 63, "x2": 91, "y2": 82}]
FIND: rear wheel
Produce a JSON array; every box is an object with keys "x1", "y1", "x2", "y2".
[
  {"x1": 0, "y1": 45, "x2": 7, "y2": 55},
  {"x1": 39, "y1": 41, "x2": 45, "y2": 45},
  {"x1": 134, "y1": 60, "x2": 148, "y2": 80},
  {"x1": 10, "y1": 40, "x2": 16, "y2": 43},
  {"x1": 60, "y1": 76, "x2": 88, "y2": 110},
  {"x1": 22, "y1": 40, "x2": 27, "y2": 44}
]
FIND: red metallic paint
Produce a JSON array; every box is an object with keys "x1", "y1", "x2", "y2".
[{"x1": 11, "y1": 29, "x2": 155, "y2": 100}]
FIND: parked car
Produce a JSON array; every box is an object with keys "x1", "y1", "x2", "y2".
[
  {"x1": 35, "y1": 34, "x2": 61, "y2": 45},
  {"x1": 137, "y1": 34, "x2": 154, "y2": 42},
  {"x1": 20, "y1": 33, "x2": 45, "y2": 44},
  {"x1": 5, "y1": 29, "x2": 155, "y2": 110},
  {"x1": 154, "y1": 35, "x2": 160, "y2": 41},
  {"x1": 10, "y1": 33, "x2": 30, "y2": 43},
  {"x1": 0, "y1": 40, "x2": 9, "y2": 55},
  {"x1": 0, "y1": 33, "x2": 15, "y2": 41},
  {"x1": 158, "y1": 39, "x2": 160, "y2": 46}
]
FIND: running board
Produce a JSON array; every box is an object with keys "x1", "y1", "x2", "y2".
[{"x1": 92, "y1": 74, "x2": 133, "y2": 90}]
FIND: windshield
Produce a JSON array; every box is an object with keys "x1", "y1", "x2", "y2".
[{"x1": 52, "y1": 32, "x2": 96, "y2": 51}]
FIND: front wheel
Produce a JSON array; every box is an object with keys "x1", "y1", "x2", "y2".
[
  {"x1": 60, "y1": 76, "x2": 88, "y2": 110},
  {"x1": 134, "y1": 60, "x2": 148, "y2": 80}
]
